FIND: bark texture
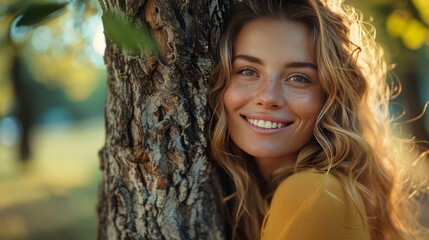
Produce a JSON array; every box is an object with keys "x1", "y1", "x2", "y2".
[{"x1": 98, "y1": 0, "x2": 233, "y2": 239}]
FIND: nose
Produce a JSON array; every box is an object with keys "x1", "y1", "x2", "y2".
[{"x1": 254, "y1": 76, "x2": 284, "y2": 108}]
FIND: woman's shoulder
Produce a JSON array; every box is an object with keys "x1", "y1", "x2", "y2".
[
  {"x1": 261, "y1": 169, "x2": 370, "y2": 239},
  {"x1": 269, "y1": 168, "x2": 368, "y2": 230},
  {"x1": 275, "y1": 169, "x2": 344, "y2": 198}
]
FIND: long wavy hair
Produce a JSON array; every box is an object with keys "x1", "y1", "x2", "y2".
[{"x1": 209, "y1": 0, "x2": 428, "y2": 239}]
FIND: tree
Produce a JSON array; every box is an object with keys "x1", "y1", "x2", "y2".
[{"x1": 97, "y1": 0, "x2": 234, "y2": 239}]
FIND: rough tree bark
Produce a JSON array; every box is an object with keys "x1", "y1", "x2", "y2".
[{"x1": 98, "y1": 0, "x2": 234, "y2": 239}]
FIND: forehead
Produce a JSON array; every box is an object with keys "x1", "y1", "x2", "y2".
[{"x1": 233, "y1": 18, "x2": 315, "y2": 64}]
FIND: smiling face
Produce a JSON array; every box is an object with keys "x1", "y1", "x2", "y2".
[{"x1": 223, "y1": 18, "x2": 325, "y2": 178}]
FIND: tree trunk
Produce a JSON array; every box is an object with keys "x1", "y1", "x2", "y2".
[
  {"x1": 11, "y1": 54, "x2": 33, "y2": 162},
  {"x1": 97, "y1": 1, "x2": 233, "y2": 239}
]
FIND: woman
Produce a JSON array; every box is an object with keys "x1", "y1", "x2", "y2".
[{"x1": 209, "y1": 0, "x2": 428, "y2": 239}]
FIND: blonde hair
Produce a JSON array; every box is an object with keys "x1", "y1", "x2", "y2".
[{"x1": 209, "y1": 0, "x2": 428, "y2": 239}]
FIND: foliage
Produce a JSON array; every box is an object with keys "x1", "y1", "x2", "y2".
[
  {"x1": 14, "y1": 2, "x2": 68, "y2": 27},
  {"x1": 101, "y1": 11, "x2": 157, "y2": 55},
  {"x1": 386, "y1": 0, "x2": 429, "y2": 50}
]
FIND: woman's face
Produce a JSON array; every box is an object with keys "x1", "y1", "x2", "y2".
[{"x1": 223, "y1": 18, "x2": 324, "y2": 176}]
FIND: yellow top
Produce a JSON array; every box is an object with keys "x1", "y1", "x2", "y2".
[{"x1": 260, "y1": 170, "x2": 371, "y2": 240}]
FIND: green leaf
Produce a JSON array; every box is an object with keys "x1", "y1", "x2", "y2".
[
  {"x1": 15, "y1": 2, "x2": 69, "y2": 27},
  {"x1": 102, "y1": 12, "x2": 157, "y2": 54},
  {"x1": 3, "y1": 2, "x2": 30, "y2": 16}
]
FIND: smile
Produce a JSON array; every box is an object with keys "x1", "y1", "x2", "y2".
[{"x1": 245, "y1": 117, "x2": 288, "y2": 129}]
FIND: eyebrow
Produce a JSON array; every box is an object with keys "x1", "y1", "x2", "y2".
[{"x1": 233, "y1": 54, "x2": 318, "y2": 70}]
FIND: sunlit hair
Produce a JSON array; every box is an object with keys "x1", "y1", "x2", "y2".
[{"x1": 209, "y1": 0, "x2": 428, "y2": 239}]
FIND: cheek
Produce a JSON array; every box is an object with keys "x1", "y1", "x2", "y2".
[
  {"x1": 223, "y1": 83, "x2": 248, "y2": 113},
  {"x1": 288, "y1": 91, "x2": 324, "y2": 120},
  {"x1": 223, "y1": 86, "x2": 234, "y2": 114}
]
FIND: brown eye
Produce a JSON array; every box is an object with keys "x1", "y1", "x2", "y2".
[
  {"x1": 287, "y1": 74, "x2": 310, "y2": 83},
  {"x1": 239, "y1": 68, "x2": 258, "y2": 77}
]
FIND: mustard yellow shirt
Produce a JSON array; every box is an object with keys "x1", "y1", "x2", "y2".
[{"x1": 261, "y1": 170, "x2": 371, "y2": 240}]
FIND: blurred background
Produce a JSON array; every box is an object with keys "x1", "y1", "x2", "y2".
[
  {"x1": 0, "y1": 0, "x2": 428, "y2": 239},
  {"x1": 0, "y1": 0, "x2": 104, "y2": 239}
]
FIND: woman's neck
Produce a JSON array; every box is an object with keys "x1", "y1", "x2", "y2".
[{"x1": 254, "y1": 154, "x2": 297, "y2": 182}]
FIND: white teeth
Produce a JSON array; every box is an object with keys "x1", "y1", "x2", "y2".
[
  {"x1": 264, "y1": 121, "x2": 272, "y2": 128},
  {"x1": 246, "y1": 118, "x2": 285, "y2": 129}
]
